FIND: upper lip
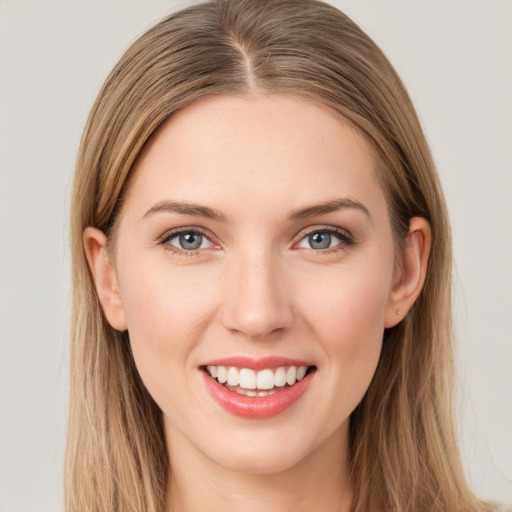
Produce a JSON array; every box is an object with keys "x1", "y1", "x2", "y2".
[{"x1": 201, "y1": 356, "x2": 314, "y2": 370}]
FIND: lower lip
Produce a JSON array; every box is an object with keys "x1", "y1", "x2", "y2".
[{"x1": 201, "y1": 370, "x2": 314, "y2": 419}]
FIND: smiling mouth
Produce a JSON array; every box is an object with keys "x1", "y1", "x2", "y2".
[{"x1": 202, "y1": 365, "x2": 317, "y2": 397}]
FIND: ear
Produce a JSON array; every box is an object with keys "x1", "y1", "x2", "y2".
[
  {"x1": 83, "y1": 227, "x2": 127, "y2": 331},
  {"x1": 384, "y1": 217, "x2": 431, "y2": 328}
]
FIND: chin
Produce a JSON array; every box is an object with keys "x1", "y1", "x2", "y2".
[
  {"x1": 211, "y1": 448, "x2": 306, "y2": 475},
  {"x1": 200, "y1": 427, "x2": 323, "y2": 476}
]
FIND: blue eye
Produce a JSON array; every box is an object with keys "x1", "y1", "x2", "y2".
[
  {"x1": 177, "y1": 232, "x2": 204, "y2": 250},
  {"x1": 162, "y1": 230, "x2": 214, "y2": 252},
  {"x1": 297, "y1": 228, "x2": 350, "y2": 251},
  {"x1": 308, "y1": 232, "x2": 332, "y2": 250}
]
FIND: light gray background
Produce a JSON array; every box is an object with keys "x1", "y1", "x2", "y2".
[{"x1": 0, "y1": 1, "x2": 510, "y2": 510}]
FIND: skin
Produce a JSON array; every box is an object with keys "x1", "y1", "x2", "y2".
[{"x1": 85, "y1": 94, "x2": 431, "y2": 512}]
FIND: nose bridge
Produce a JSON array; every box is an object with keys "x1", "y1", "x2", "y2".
[{"x1": 222, "y1": 244, "x2": 292, "y2": 339}]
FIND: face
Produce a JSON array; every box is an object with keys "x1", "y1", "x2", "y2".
[{"x1": 101, "y1": 94, "x2": 402, "y2": 475}]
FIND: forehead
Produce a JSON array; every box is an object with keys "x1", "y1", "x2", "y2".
[{"x1": 126, "y1": 94, "x2": 387, "y2": 220}]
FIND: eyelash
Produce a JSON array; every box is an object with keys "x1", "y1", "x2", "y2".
[
  {"x1": 157, "y1": 226, "x2": 354, "y2": 257},
  {"x1": 157, "y1": 227, "x2": 216, "y2": 257},
  {"x1": 298, "y1": 226, "x2": 354, "y2": 254}
]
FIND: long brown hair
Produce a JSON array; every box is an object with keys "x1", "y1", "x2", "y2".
[{"x1": 67, "y1": 1, "x2": 492, "y2": 510}]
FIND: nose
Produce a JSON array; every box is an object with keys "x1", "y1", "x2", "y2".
[{"x1": 221, "y1": 248, "x2": 294, "y2": 340}]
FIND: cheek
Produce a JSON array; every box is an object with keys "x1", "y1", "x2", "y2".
[
  {"x1": 306, "y1": 262, "x2": 390, "y2": 330},
  {"x1": 300, "y1": 260, "x2": 392, "y2": 381},
  {"x1": 117, "y1": 258, "x2": 217, "y2": 373}
]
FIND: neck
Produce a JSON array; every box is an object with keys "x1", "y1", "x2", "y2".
[{"x1": 165, "y1": 424, "x2": 353, "y2": 512}]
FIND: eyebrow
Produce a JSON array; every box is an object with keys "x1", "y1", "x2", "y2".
[
  {"x1": 143, "y1": 200, "x2": 228, "y2": 222},
  {"x1": 288, "y1": 197, "x2": 371, "y2": 221},
  {"x1": 143, "y1": 197, "x2": 371, "y2": 223}
]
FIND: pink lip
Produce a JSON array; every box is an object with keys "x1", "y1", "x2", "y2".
[
  {"x1": 202, "y1": 356, "x2": 313, "y2": 370},
  {"x1": 201, "y1": 365, "x2": 315, "y2": 419}
]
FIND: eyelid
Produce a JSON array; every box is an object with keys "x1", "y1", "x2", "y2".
[
  {"x1": 156, "y1": 224, "x2": 354, "y2": 256},
  {"x1": 157, "y1": 226, "x2": 220, "y2": 255},
  {"x1": 293, "y1": 225, "x2": 354, "y2": 251}
]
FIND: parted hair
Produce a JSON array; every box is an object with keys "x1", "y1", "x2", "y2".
[{"x1": 67, "y1": 1, "x2": 492, "y2": 511}]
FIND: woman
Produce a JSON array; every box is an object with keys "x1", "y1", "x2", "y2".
[{"x1": 66, "y1": 1, "x2": 495, "y2": 511}]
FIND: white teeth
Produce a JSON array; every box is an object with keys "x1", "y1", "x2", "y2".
[
  {"x1": 256, "y1": 369, "x2": 274, "y2": 390},
  {"x1": 206, "y1": 364, "x2": 311, "y2": 391},
  {"x1": 239, "y1": 368, "x2": 257, "y2": 389},
  {"x1": 297, "y1": 366, "x2": 307, "y2": 380},
  {"x1": 274, "y1": 367, "x2": 287, "y2": 387},
  {"x1": 227, "y1": 367, "x2": 239, "y2": 386},
  {"x1": 286, "y1": 366, "x2": 297, "y2": 385},
  {"x1": 217, "y1": 366, "x2": 227, "y2": 384}
]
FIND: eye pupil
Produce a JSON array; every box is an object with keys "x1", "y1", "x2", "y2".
[
  {"x1": 179, "y1": 232, "x2": 203, "y2": 250},
  {"x1": 309, "y1": 232, "x2": 331, "y2": 249}
]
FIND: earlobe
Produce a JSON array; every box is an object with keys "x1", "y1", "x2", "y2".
[
  {"x1": 384, "y1": 217, "x2": 431, "y2": 328},
  {"x1": 83, "y1": 227, "x2": 128, "y2": 331}
]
